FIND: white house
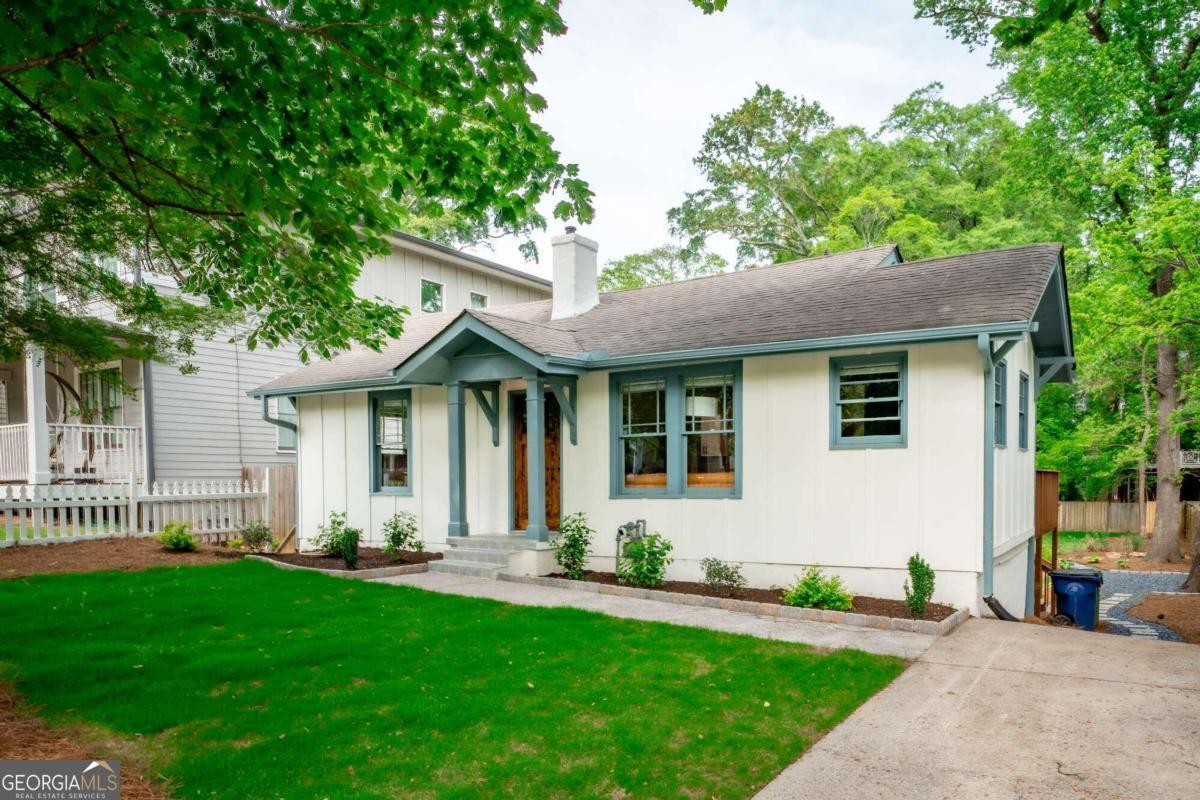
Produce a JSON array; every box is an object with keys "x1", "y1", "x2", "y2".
[
  {"x1": 0, "y1": 233, "x2": 550, "y2": 487},
  {"x1": 252, "y1": 233, "x2": 1075, "y2": 616}
]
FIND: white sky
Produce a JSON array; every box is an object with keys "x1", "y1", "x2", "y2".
[{"x1": 462, "y1": 0, "x2": 1001, "y2": 280}]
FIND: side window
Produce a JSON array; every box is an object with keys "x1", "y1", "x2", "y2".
[
  {"x1": 81, "y1": 367, "x2": 123, "y2": 425},
  {"x1": 371, "y1": 391, "x2": 412, "y2": 493},
  {"x1": 994, "y1": 360, "x2": 1007, "y2": 447},
  {"x1": 469, "y1": 291, "x2": 489, "y2": 309},
  {"x1": 420, "y1": 279, "x2": 444, "y2": 313},
  {"x1": 1018, "y1": 372, "x2": 1029, "y2": 450},
  {"x1": 271, "y1": 396, "x2": 298, "y2": 452},
  {"x1": 829, "y1": 353, "x2": 906, "y2": 448}
]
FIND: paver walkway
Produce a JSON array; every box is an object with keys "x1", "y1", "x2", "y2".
[
  {"x1": 756, "y1": 618, "x2": 1200, "y2": 800},
  {"x1": 1096, "y1": 569, "x2": 1186, "y2": 641},
  {"x1": 376, "y1": 571, "x2": 936, "y2": 658}
]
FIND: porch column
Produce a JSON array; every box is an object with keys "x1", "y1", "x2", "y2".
[
  {"x1": 446, "y1": 381, "x2": 469, "y2": 537},
  {"x1": 524, "y1": 376, "x2": 549, "y2": 542},
  {"x1": 24, "y1": 345, "x2": 50, "y2": 485}
]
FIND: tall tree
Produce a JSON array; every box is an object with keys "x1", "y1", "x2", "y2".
[
  {"x1": 1, "y1": 1, "x2": 726, "y2": 370},
  {"x1": 914, "y1": 0, "x2": 1200, "y2": 584},
  {"x1": 597, "y1": 245, "x2": 729, "y2": 292}
]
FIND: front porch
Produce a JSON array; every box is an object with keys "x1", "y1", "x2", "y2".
[{"x1": 0, "y1": 346, "x2": 145, "y2": 484}]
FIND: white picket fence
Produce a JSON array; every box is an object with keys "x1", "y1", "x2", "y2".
[{"x1": 0, "y1": 474, "x2": 269, "y2": 547}]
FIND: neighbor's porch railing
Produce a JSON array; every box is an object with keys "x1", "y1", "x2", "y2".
[
  {"x1": 0, "y1": 425, "x2": 27, "y2": 482},
  {"x1": 0, "y1": 423, "x2": 143, "y2": 483}
]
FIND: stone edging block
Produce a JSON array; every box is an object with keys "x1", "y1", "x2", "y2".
[{"x1": 246, "y1": 554, "x2": 430, "y2": 580}]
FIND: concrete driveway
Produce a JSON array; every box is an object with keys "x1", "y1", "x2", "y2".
[{"x1": 757, "y1": 618, "x2": 1200, "y2": 800}]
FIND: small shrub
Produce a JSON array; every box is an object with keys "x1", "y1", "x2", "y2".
[
  {"x1": 1129, "y1": 534, "x2": 1143, "y2": 552},
  {"x1": 382, "y1": 512, "x2": 422, "y2": 553},
  {"x1": 700, "y1": 557, "x2": 748, "y2": 597},
  {"x1": 157, "y1": 522, "x2": 197, "y2": 552},
  {"x1": 226, "y1": 538, "x2": 244, "y2": 549},
  {"x1": 903, "y1": 553, "x2": 936, "y2": 618},
  {"x1": 1085, "y1": 555, "x2": 1102, "y2": 564},
  {"x1": 554, "y1": 512, "x2": 594, "y2": 580},
  {"x1": 781, "y1": 566, "x2": 853, "y2": 611},
  {"x1": 1058, "y1": 558, "x2": 1073, "y2": 570},
  {"x1": 617, "y1": 533, "x2": 673, "y2": 587},
  {"x1": 1116, "y1": 558, "x2": 1129, "y2": 568},
  {"x1": 1084, "y1": 535, "x2": 1101, "y2": 552},
  {"x1": 240, "y1": 520, "x2": 274, "y2": 553},
  {"x1": 312, "y1": 512, "x2": 362, "y2": 569}
]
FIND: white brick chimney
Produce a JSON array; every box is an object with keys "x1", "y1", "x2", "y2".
[{"x1": 550, "y1": 227, "x2": 599, "y2": 320}]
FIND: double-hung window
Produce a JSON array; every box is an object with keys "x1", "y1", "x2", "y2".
[
  {"x1": 370, "y1": 390, "x2": 412, "y2": 494},
  {"x1": 1018, "y1": 371, "x2": 1029, "y2": 450},
  {"x1": 611, "y1": 364, "x2": 740, "y2": 497},
  {"x1": 270, "y1": 396, "x2": 298, "y2": 452},
  {"x1": 994, "y1": 360, "x2": 1008, "y2": 447},
  {"x1": 420, "y1": 279, "x2": 444, "y2": 313},
  {"x1": 829, "y1": 353, "x2": 907, "y2": 448}
]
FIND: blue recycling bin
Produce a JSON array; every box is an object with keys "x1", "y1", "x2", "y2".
[{"x1": 1049, "y1": 568, "x2": 1104, "y2": 630}]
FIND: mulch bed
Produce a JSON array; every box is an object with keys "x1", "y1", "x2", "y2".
[
  {"x1": 552, "y1": 571, "x2": 957, "y2": 622},
  {"x1": 0, "y1": 537, "x2": 241, "y2": 580},
  {"x1": 1128, "y1": 593, "x2": 1200, "y2": 645},
  {"x1": 262, "y1": 547, "x2": 441, "y2": 571},
  {"x1": 0, "y1": 684, "x2": 169, "y2": 799},
  {"x1": 1065, "y1": 553, "x2": 1191, "y2": 572}
]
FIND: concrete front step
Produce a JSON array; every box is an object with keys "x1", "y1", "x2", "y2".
[
  {"x1": 443, "y1": 547, "x2": 512, "y2": 566},
  {"x1": 446, "y1": 534, "x2": 543, "y2": 551},
  {"x1": 428, "y1": 560, "x2": 506, "y2": 578}
]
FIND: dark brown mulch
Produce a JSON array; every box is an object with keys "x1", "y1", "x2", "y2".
[
  {"x1": 0, "y1": 537, "x2": 241, "y2": 580},
  {"x1": 262, "y1": 547, "x2": 442, "y2": 571},
  {"x1": 0, "y1": 684, "x2": 170, "y2": 799},
  {"x1": 1128, "y1": 593, "x2": 1200, "y2": 645},
  {"x1": 1067, "y1": 553, "x2": 1191, "y2": 572},
  {"x1": 552, "y1": 571, "x2": 957, "y2": 622}
]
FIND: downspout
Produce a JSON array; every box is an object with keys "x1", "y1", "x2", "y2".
[
  {"x1": 141, "y1": 361, "x2": 156, "y2": 484},
  {"x1": 976, "y1": 334, "x2": 996, "y2": 599},
  {"x1": 261, "y1": 395, "x2": 297, "y2": 434}
]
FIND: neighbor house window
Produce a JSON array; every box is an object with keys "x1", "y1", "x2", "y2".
[
  {"x1": 611, "y1": 364, "x2": 740, "y2": 497},
  {"x1": 81, "y1": 367, "x2": 123, "y2": 425},
  {"x1": 1018, "y1": 372, "x2": 1029, "y2": 450},
  {"x1": 370, "y1": 390, "x2": 412, "y2": 493},
  {"x1": 994, "y1": 360, "x2": 1007, "y2": 447},
  {"x1": 420, "y1": 279, "x2": 444, "y2": 313},
  {"x1": 270, "y1": 396, "x2": 298, "y2": 452},
  {"x1": 829, "y1": 353, "x2": 906, "y2": 448},
  {"x1": 469, "y1": 291, "x2": 489, "y2": 309},
  {"x1": 0, "y1": 378, "x2": 8, "y2": 425}
]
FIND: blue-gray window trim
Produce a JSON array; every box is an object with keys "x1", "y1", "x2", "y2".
[
  {"x1": 609, "y1": 362, "x2": 742, "y2": 499},
  {"x1": 994, "y1": 360, "x2": 1008, "y2": 447},
  {"x1": 828, "y1": 352, "x2": 908, "y2": 449},
  {"x1": 369, "y1": 388, "x2": 413, "y2": 496},
  {"x1": 1018, "y1": 370, "x2": 1029, "y2": 450}
]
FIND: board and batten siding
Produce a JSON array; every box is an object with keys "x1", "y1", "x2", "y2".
[
  {"x1": 151, "y1": 242, "x2": 548, "y2": 482},
  {"x1": 295, "y1": 339, "x2": 1016, "y2": 613}
]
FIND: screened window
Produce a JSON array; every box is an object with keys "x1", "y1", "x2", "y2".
[
  {"x1": 1018, "y1": 372, "x2": 1029, "y2": 450},
  {"x1": 994, "y1": 360, "x2": 1008, "y2": 447},
  {"x1": 684, "y1": 374, "x2": 735, "y2": 489},
  {"x1": 81, "y1": 367, "x2": 123, "y2": 425},
  {"x1": 612, "y1": 364, "x2": 740, "y2": 497},
  {"x1": 271, "y1": 396, "x2": 298, "y2": 452},
  {"x1": 830, "y1": 354, "x2": 906, "y2": 448},
  {"x1": 469, "y1": 291, "x2": 489, "y2": 309},
  {"x1": 371, "y1": 391, "x2": 411, "y2": 493},
  {"x1": 618, "y1": 379, "x2": 667, "y2": 490},
  {"x1": 420, "y1": 279, "x2": 444, "y2": 313}
]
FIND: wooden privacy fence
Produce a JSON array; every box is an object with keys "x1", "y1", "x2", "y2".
[
  {"x1": 0, "y1": 474, "x2": 268, "y2": 547},
  {"x1": 1058, "y1": 500, "x2": 1198, "y2": 540},
  {"x1": 242, "y1": 464, "x2": 295, "y2": 552}
]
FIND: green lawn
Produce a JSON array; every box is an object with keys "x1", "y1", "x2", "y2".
[
  {"x1": 1042, "y1": 531, "x2": 1136, "y2": 559},
  {"x1": 0, "y1": 561, "x2": 904, "y2": 799}
]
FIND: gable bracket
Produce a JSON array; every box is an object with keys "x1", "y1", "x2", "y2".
[
  {"x1": 546, "y1": 378, "x2": 578, "y2": 446},
  {"x1": 1036, "y1": 357, "x2": 1074, "y2": 392},
  {"x1": 469, "y1": 383, "x2": 501, "y2": 446}
]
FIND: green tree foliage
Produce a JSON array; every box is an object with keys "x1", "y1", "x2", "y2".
[
  {"x1": 914, "y1": 0, "x2": 1200, "y2": 580},
  {"x1": 597, "y1": 245, "x2": 730, "y2": 292},
  {"x1": 667, "y1": 82, "x2": 1079, "y2": 265},
  {"x1": 0, "y1": 1, "x2": 717, "y2": 368}
]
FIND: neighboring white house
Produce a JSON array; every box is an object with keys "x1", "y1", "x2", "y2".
[
  {"x1": 252, "y1": 233, "x2": 1076, "y2": 617},
  {"x1": 0, "y1": 233, "x2": 551, "y2": 486}
]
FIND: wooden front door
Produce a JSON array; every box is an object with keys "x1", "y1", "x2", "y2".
[{"x1": 512, "y1": 391, "x2": 561, "y2": 531}]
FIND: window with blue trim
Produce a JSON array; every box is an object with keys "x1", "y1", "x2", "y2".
[
  {"x1": 611, "y1": 364, "x2": 740, "y2": 497},
  {"x1": 994, "y1": 360, "x2": 1007, "y2": 447},
  {"x1": 829, "y1": 353, "x2": 907, "y2": 448},
  {"x1": 370, "y1": 390, "x2": 412, "y2": 493},
  {"x1": 271, "y1": 396, "x2": 297, "y2": 452},
  {"x1": 1018, "y1": 371, "x2": 1029, "y2": 450}
]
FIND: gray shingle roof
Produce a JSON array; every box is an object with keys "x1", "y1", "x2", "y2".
[{"x1": 254, "y1": 242, "x2": 1063, "y2": 394}]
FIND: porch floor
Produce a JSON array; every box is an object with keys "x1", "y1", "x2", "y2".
[
  {"x1": 446, "y1": 533, "x2": 557, "y2": 551},
  {"x1": 375, "y1": 571, "x2": 935, "y2": 659}
]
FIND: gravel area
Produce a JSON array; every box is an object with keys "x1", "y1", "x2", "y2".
[{"x1": 1095, "y1": 569, "x2": 1186, "y2": 641}]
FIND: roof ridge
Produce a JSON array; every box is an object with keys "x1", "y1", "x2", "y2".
[
  {"x1": 597, "y1": 243, "x2": 898, "y2": 298},
  {"x1": 891, "y1": 242, "x2": 1063, "y2": 268}
]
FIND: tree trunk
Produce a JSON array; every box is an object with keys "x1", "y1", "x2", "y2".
[
  {"x1": 1186, "y1": 524, "x2": 1199, "y2": 592},
  {"x1": 1137, "y1": 349, "x2": 1151, "y2": 538},
  {"x1": 1146, "y1": 342, "x2": 1183, "y2": 563}
]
